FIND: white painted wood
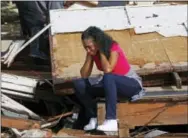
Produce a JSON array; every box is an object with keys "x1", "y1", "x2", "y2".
[
  {"x1": 49, "y1": 5, "x2": 187, "y2": 37},
  {"x1": 11, "y1": 128, "x2": 22, "y2": 137},
  {"x1": 2, "y1": 73, "x2": 38, "y2": 87},
  {"x1": 1, "y1": 40, "x2": 13, "y2": 52},
  {"x1": 4, "y1": 24, "x2": 51, "y2": 67},
  {"x1": 2, "y1": 108, "x2": 29, "y2": 119},
  {"x1": 1, "y1": 94, "x2": 41, "y2": 120},
  {"x1": 50, "y1": 6, "x2": 130, "y2": 34},
  {"x1": 1, "y1": 82, "x2": 35, "y2": 94},
  {"x1": 1, "y1": 89, "x2": 34, "y2": 99},
  {"x1": 126, "y1": 5, "x2": 187, "y2": 36},
  {"x1": 1, "y1": 41, "x2": 16, "y2": 61},
  {"x1": 3, "y1": 40, "x2": 25, "y2": 64}
]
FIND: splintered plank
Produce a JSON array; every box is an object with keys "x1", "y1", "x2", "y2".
[{"x1": 1, "y1": 116, "x2": 41, "y2": 130}]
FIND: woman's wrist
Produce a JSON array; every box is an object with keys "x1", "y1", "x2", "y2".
[{"x1": 99, "y1": 51, "x2": 105, "y2": 57}]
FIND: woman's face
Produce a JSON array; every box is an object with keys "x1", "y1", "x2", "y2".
[{"x1": 82, "y1": 38, "x2": 98, "y2": 56}]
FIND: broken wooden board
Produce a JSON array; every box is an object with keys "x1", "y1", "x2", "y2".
[
  {"x1": 98, "y1": 101, "x2": 188, "y2": 137},
  {"x1": 1, "y1": 94, "x2": 42, "y2": 120},
  {"x1": 49, "y1": 5, "x2": 188, "y2": 93},
  {"x1": 51, "y1": 31, "x2": 187, "y2": 85}
]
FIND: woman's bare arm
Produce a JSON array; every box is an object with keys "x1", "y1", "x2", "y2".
[
  {"x1": 80, "y1": 54, "x2": 94, "y2": 78},
  {"x1": 100, "y1": 51, "x2": 118, "y2": 73}
]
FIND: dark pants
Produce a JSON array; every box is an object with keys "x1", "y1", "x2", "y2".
[
  {"x1": 73, "y1": 73, "x2": 142, "y2": 119},
  {"x1": 29, "y1": 26, "x2": 49, "y2": 59}
]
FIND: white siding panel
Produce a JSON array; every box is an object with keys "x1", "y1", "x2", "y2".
[
  {"x1": 50, "y1": 7, "x2": 130, "y2": 34},
  {"x1": 126, "y1": 5, "x2": 187, "y2": 36}
]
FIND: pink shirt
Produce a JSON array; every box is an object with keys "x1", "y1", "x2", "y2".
[{"x1": 92, "y1": 43, "x2": 130, "y2": 75}]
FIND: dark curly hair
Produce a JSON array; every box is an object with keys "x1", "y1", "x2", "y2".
[{"x1": 81, "y1": 26, "x2": 115, "y2": 59}]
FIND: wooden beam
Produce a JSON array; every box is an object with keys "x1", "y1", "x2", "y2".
[
  {"x1": 172, "y1": 72, "x2": 182, "y2": 89},
  {"x1": 1, "y1": 116, "x2": 41, "y2": 130}
]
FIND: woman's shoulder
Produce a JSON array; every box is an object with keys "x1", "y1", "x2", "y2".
[{"x1": 111, "y1": 42, "x2": 121, "y2": 51}]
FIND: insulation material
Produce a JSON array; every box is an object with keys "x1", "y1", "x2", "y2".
[
  {"x1": 50, "y1": 7, "x2": 130, "y2": 35},
  {"x1": 51, "y1": 30, "x2": 187, "y2": 84},
  {"x1": 126, "y1": 5, "x2": 187, "y2": 36}
]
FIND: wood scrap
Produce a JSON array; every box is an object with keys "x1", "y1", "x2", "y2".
[
  {"x1": 1, "y1": 40, "x2": 25, "y2": 62},
  {"x1": 47, "y1": 111, "x2": 73, "y2": 122},
  {"x1": 172, "y1": 72, "x2": 182, "y2": 89},
  {"x1": 1, "y1": 94, "x2": 42, "y2": 120},
  {"x1": 41, "y1": 112, "x2": 73, "y2": 129},
  {"x1": 3, "y1": 23, "x2": 51, "y2": 67},
  {"x1": 3, "y1": 40, "x2": 25, "y2": 64},
  {"x1": 2, "y1": 73, "x2": 38, "y2": 87},
  {"x1": 1, "y1": 116, "x2": 41, "y2": 130},
  {"x1": 2, "y1": 82, "x2": 35, "y2": 94},
  {"x1": 2, "y1": 107, "x2": 29, "y2": 119}
]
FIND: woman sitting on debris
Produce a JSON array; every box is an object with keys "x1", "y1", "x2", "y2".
[{"x1": 73, "y1": 26, "x2": 145, "y2": 132}]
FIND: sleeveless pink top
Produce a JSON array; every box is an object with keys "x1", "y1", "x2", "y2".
[{"x1": 92, "y1": 43, "x2": 130, "y2": 75}]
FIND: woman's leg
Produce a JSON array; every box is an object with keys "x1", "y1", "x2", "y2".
[
  {"x1": 73, "y1": 78, "x2": 97, "y2": 118},
  {"x1": 73, "y1": 78, "x2": 104, "y2": 131},
  {"x1": 103, "y1": 73, "x2": 141, "y2": 119},
  {"x1": 97, "y1": 73, "x2": 141, "y2": 131}
]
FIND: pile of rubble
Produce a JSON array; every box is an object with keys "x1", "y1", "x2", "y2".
[
  {"x1": 1, "y1": 1, "x2": 188, "y2": 138},
  {"x1": 0, "y1": 73, "x2": 77, "y2": 138}
]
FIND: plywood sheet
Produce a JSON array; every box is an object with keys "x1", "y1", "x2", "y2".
[{"x1": 51, "y1": 30, "x2": 187, "y2": 84}]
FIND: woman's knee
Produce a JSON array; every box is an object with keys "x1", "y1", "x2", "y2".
[
  {"x1": 103, "y1": 73, "x2": 115, "y2": 81},
  {"x1": 73, "y1": 78, "x2": 86, "y2": 89},
  {"x1": 72, "y1": 78, "x2": 88, "y2": 95}
]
